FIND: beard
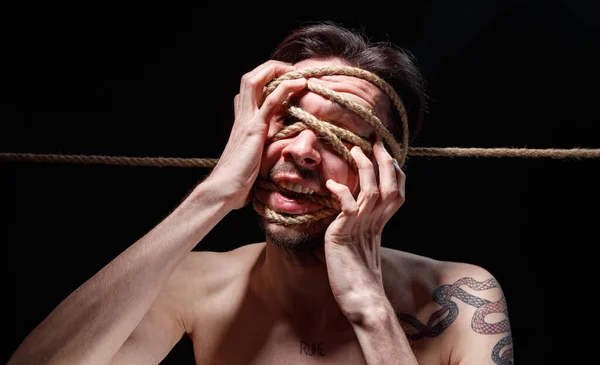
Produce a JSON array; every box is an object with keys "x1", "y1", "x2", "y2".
[
  {"x1": 259, "y1": 215, "x2": 334, "y2": 257},
  {"x1": 257, "y1": 160, "x2": 336, "y2": 259}
]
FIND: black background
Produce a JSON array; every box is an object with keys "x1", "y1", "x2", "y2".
[{"x1": 2, "y1": 2, "x2": 599, "y2": 364}]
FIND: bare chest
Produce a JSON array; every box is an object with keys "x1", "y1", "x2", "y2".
[
  {"x1": 191, "y1": 321, "x2": 368, "y2": 365},
  {"x1": 189, "y1": 314, "x2": 441, "y2": 365}
]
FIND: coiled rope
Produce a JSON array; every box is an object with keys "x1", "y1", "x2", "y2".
[{"x1": 3, "y1": 66, "x2": 600, "y2": 225}]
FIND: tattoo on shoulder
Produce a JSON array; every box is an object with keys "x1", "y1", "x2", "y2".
[{"x1": 395, "y1": 276, "x2": 513, "y2": 365}]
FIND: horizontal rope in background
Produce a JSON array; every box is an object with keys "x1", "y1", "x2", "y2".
[
  {"x1": 409, "y1": 147, "x2": 600, "y2": 159},
  {"x1": 1, "y1": 148, "x2": 600, "y2": 168},
  {"x1": 0, "y1": 153, "x2": 219, "y2": 168}
]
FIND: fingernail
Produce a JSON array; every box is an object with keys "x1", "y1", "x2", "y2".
[{"x1": 393, "y1": 159, "x2": 400, "y2": 170}]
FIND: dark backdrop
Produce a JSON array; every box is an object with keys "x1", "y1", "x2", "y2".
[{"x1": 2, "y1": 2, "x2": 599, "y2": 365}]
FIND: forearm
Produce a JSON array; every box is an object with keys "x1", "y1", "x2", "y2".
[
  {"x1": 8, "y1": 178, "x2": 232, "y2": 365},
  {"x1": 351, "y1": 299, "x2": 418, "y2": 365}
]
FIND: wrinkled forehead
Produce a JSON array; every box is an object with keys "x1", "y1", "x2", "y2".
[{"x1": 293, "y1": 58, "x2": 393, "y2": 128}]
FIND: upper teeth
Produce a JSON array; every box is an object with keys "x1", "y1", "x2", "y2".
[{"x1": 278, "y1": 181, "x2": 314, "y2": 194}]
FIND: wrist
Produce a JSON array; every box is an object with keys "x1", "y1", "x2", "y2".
[
  {"x1": 188, "y1": 175, "x2": 235, "y2": 213},
  {"x1": 200, "y1": 171, "x2": 255, "y2": 211},
  {"x1": 342, "y1": 293, "x2": 395, "y2": 329},
  {"x1": 348, "y1": 297, "x2": 417, "y2": 365}
]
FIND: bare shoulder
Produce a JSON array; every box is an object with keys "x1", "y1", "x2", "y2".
[
  {"x1": 380, "y1": 247, "x2": 504, "y2": 303},
  {"x1": 435, "y1": 260, "x2": 514, "y2": 364},
  {"x1": 380, "y1": 247, "x2": 444, "y2": 305},
  {"x1": 168, "y1": 242, "x2": 265, "y2": 293},
  {"x1": 160, "y1": 243, "x2": 266, "y2": 330},
  {"x1": 381, "y1": 247, "x2": 513, "y2": 364}
]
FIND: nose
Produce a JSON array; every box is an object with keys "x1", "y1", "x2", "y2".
[{"x1": 281, "y1": 129, "x2": 322, "y2": 168}]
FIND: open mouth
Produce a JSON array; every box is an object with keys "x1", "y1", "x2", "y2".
[
  {"x1": 255, "y1": 180, "x2": 324, "y2": 215},
  {"x1": 277, "y1": 189, "x2": 309, "y2": 200},
  {"x1": 277, "y1": 180, "x2": 315, "y2": 196}
]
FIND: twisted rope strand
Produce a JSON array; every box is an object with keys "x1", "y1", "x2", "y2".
[
  {"x1": 272, "y1": 120, "x2": 372, "y2": 153},
  {"x1": 0, "y1": 152, "x2": 219, "y2": 167},
  {"x1": 408, "y1": 147, "x2": 600, "y2": 159},
  {"x1": 252, "y1": 200, "x2": 339, "y2": 225},
  {"x1": 3, "y1": 147, "x2": 599, "y2": 168}
]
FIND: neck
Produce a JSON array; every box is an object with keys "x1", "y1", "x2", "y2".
[{"x1": 253, "y1": 240, "x2": 347, "y2": 332}]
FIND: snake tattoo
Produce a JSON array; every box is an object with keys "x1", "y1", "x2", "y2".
[{"x1": 396, "y1": 277, "x2": 513, "y2": 365}]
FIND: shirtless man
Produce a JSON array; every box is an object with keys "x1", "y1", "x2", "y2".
[{"x1": 7, "y1": 22, "x2": 513, "y2": 365}]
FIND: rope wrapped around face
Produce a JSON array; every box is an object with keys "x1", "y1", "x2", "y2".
[{"x1": 252, "y1": 65, "x2": 409, "y2": 226}]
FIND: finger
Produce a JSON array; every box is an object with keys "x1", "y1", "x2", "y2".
[
  {"x1": 233, "y1": 94, "x2": 240, "y2": 117},
  {"x1": 238, "y1": 61, "x2": 296, "y2": 116},
  {"x1": 257, "y1": 78, "x2": 307, "y2": 122},
  {"x1": 326, "y1": 179, "x2": 359, "y2": 225},
  {"x1": 351, "y1": 146, "x2": 379, "y2": 216},
  {"x1": 396, "y1": 160, "x2": 406, "y2": 199},
  {"x1": 378, "y1": 160, "x2": 406, "y2": 225},
  {"x1": 371, "y1": 140, "x2": 399, "y2": 220}
]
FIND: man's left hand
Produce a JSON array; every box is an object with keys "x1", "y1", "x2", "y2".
[{"x1": 323, "y1": 141, "x2": 406, "y2": 323}]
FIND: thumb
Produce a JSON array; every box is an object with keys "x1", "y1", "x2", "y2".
[{"x1": 325, "y1": 179, "x2": 358, "y2": 215}]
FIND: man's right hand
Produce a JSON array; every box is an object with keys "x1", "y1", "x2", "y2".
[{"x1": 206, "y1": 60, "x2": 307, "y2": 210}]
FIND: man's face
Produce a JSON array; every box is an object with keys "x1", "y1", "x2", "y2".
[{"x1": 253, "y1": 58, "x2": 392, "y2": 253}]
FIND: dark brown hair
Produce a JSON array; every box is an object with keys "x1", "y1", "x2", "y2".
[{"x1": 271, "y1": 21, "x2": 428, "y2": 143}]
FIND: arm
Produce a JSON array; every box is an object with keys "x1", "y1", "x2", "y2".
[
  {"x1": 349, "y1": 298, "x2": 417, "y2": 365},
  {"x1": 442, "y1": 267, "x2": 514, "y2": 365},
  {"x1": 394, "y1": 265, "x2": 514, "y2": 365},
  {"x1": 8, "y1": 179, "x2": 231, "y2": 365},
  {"x1": 7, "y1": 60, "x2": 308, "y2": 365},
  {"x1": 323, "y1": 142, "x2": 417, "y2": 364}
]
